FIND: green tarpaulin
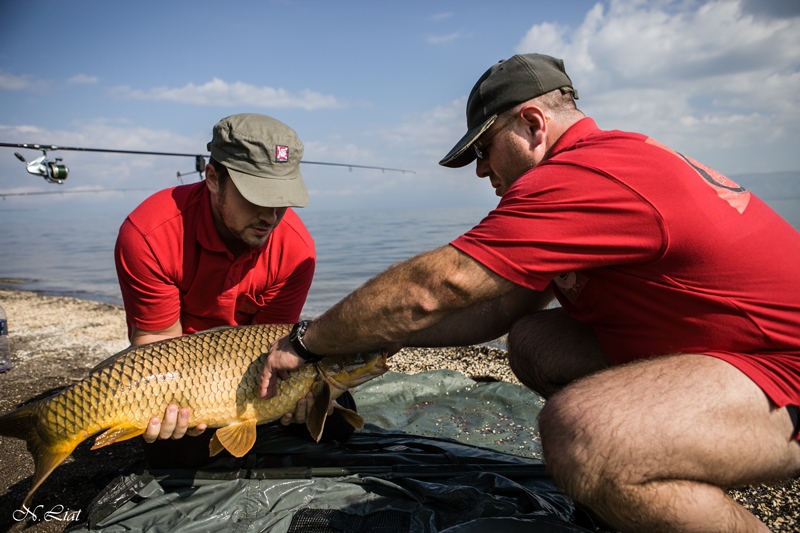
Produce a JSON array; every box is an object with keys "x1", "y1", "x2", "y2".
[{"x1": 69, "y1": 371, "x2": 594, "y2": 533}]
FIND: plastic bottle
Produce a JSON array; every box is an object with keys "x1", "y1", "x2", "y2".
[{"x1": 0, "y1": 304, "x2": 11, "y2": 373}]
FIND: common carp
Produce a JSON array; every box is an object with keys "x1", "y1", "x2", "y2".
[{"x1": 0, "y1": 323, "x2": 389, "y2": 507}]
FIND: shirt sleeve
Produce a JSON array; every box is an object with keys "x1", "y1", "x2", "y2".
[
  {"x1": 114, "y1": 218, "x2": 182, "y2": 332},
  {"x1": 451, "y1": 164, "x2": 666, "y2": 291}
]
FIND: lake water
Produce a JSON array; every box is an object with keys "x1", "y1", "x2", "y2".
[
  {"x1": 0, "y1": 198, "x2": 798, "y2": 318},
  {"x1": 0, "y1": 205, "x2": 491, "y2": 318}
]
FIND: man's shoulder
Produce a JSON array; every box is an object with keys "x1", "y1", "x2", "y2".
[
  {"x1": 126, "y1": 182, "x2": 206, "y2": 236},
  {"x1": 564, "y1": 119, "x2": 648, "y2": 152}
]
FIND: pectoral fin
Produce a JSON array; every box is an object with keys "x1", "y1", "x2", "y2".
[
  {"x1": 91, "y1": 424, "x2": 147, "y2": 449},
  {"x1": 333, "y1": 401, "x2": 364, "y2": 430},
  {"x1": 306, "y1": 381, "x2": 332, "y2": 442},
  {"x1": 209, "y1": 419, "x2": 257, "y2": 458}
]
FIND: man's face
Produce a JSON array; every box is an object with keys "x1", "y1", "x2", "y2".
[
  {"x1": 210, "y1": 170, "x2": 287, "y2": 253},
  {"x1": 473, "y1": 112, "x2": 541, "y2": 197}
]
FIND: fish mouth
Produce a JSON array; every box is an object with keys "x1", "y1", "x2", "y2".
[{"x1": 371, "y1": 351, "x2": 390, "y2": 374}]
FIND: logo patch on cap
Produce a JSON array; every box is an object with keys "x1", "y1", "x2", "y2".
[{"x1": 276, "y1": 145, "x2": 289, "y2": 162}]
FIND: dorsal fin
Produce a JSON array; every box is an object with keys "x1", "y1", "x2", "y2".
[
  {"x1": 90, "y1": 344, "x2": 140, "y2": 374},
  {"x1": 192, "y1": 325, "x2": 236, "y2": 335},
  {"x1": 91, "y1": 326, "x2": 236, "y2": 375}
]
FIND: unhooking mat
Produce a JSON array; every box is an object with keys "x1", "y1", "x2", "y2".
[{"x1": 68, "y1": 370, "x2": 594, "y2": 532}]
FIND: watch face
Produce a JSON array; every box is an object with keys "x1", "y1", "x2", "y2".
[
  {"x1": 289, "y1": 321, "x2": 305, "y2": 342},
  {"x1": 290, "y1": 321, "x2": 314, "y2": 361}
]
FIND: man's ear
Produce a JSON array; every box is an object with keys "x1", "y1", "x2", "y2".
[
  {"x1": 520, "y1": 106, "x2": 548, "y2": 147},
  {"x1": 205, "y1": 163, "x2": 220, "y2": 195}
]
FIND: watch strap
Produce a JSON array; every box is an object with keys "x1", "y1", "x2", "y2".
[{"x1": 289, "y1": 320, "x2": 324, "y2": 363}]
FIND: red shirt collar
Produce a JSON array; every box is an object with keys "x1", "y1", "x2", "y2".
[{"x1": 545, "y1": 117, "x2": 599, "y2": 161}]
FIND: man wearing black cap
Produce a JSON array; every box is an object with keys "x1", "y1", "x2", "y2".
[
  {"x1": 262, "y1": 54, "x2": 800, "y2": 530},
  {"x1": 115, "y1": 114, "x2": 355, "y2": 459}
]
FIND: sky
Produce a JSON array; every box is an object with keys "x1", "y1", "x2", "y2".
[{"x1": 1, "y1": 0, "x2": 799, "y2": 220}]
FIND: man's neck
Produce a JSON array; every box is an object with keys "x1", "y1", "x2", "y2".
[{"x1": 543, "y1": 113, "x2": 585, "y2": 161}]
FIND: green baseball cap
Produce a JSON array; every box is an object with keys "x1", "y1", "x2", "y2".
[
  {"x1": 207, "y1": 113, "x2": 309, "y2": 207},
  {"x1": 439, "y1": 53, "x2": 578, "y2": 168}
]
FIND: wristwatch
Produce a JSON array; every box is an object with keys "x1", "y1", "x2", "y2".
[{"x1": 288, "y1": 320, "x2": 324, "y2": 363}]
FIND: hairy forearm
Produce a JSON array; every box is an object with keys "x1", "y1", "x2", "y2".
[
  {"x1": 304, "y1": 245, "x2": 515, "y2": 354},
  {"x1": 402, "y1": 285, "x2": 554, "y2": 348}
]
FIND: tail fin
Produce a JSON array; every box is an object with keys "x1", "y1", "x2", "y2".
[
  {"x1": 0, "y1": 402, "x2": 36, "y2": 440},
  {"x1": 0, "y1": 403, "x2": 78, "y2": 507}
]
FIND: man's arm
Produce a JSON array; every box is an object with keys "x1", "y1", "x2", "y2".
[
  {"x1": 309, "y1": 244, "x2": 518, "y2": 352},
  {"x1": 401, "y1": 284, "x2": 554, "y2": 348},
  {"x1": 260, "y1": 245, "x2": 529, "y2": 397},
  {"x1": 129, "y1": 319, "x2": 183, "y2": 346}
]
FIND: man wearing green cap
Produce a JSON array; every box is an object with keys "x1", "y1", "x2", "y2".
[
  {"x1": 115, "y1": 114, "x2": 354, "y2": 462},
  {"x1": 262, "y1": 55, "x2": 800, "y2": 530}
]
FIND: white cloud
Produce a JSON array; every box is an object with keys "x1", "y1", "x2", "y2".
[
  {"x1": 303, "y1": 138, "x2": 375, "y2": 166},
  {"x1": 113, "y1": 78, "x2": 344, "y2": 110},
  {"x1": 429, "y1": 12, "x2": 454, "y2": 21},
  {"x1": 427, "y1": 32, "x2": 461, "y2": 45},
  {"x1": 381, "y1": 98, "x2": 467, "y2": 164},
  {"x1": 513, "y1": 0, "x2": 800, "y2": 173},
  {"x1": 0, "y1": 69, "x2": 35, "y2": 91},
  {"x1": 68, "y1": 74, "x2": 98, "y2": 85}
]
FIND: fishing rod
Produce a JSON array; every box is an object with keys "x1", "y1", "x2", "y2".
[
  {"x1": 152, "y1": 463, "x2": 549, "y2": 483},
  {"x1": 0, "y1": 142, "x2": 415, "y2": 187},
  {"x1": 0, "y1": 188, "x2": 155, "y2": 200}
]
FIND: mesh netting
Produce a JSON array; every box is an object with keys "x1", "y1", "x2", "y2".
[{"x1": 287, "y1": 508, "x2": 411, "y2": 533}]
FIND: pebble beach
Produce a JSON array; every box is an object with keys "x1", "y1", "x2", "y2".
[{"x1": 0, "y1": 288, "x2": 797, "y2": 532}]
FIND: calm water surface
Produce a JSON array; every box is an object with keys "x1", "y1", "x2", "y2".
[
  {"x1": 0, "y1": 200, "x2": 797, "y2": 318},
  {"x1": 0, "y1": 206, "x2": 490, "y2": 318}
]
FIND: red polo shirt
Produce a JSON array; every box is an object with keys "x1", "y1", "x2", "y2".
[
  {"x1": 115, "y1": 181, "x2": 315, "y2": 335},
  {"x1": 452, "y1": 118, "x2": 800, "y2": 408}
]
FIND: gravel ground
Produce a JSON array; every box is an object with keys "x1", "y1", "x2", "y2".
[{"x1": 0, "y1": 288, "x2": 797, "y2": 532}]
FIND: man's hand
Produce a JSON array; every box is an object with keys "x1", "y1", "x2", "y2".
[
  {"x1": 258, "y1": 334, "x2": 307, "y2": 399},
  {"x1": 143, "y1": 403, "x2": 207, "y2": 443}
]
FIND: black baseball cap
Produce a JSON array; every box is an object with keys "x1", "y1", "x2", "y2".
[{"x1": 439, "y1": 53, "x2": 578, "y2": 168}]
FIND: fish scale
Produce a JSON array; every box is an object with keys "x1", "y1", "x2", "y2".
[{"x1": 0, "y1": 323, "x2": 389, "y2": 508}]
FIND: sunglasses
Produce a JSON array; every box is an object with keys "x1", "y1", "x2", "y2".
[{"x1": 472, "y1": 114, "x2": 518, "y2": 160}]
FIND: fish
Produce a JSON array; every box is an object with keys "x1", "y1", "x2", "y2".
[{"x1": 0, "y1": 323, "x2": 389, "y2": 507}]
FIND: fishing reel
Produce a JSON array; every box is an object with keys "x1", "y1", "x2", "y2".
[{"x1": 14, "y1": 150, "x2": 69, "y2": 184}]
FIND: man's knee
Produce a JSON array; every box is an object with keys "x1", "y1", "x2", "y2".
[
  {"x1": 507, "y1": 312, "x2": 554, "y2": 394},
  {"x1": 507, "y1": 312, "x2": 544, "y2": 368},
  {"x1": 539, "y1": 386, "x2": 612, "y2": 503},
  {"x1": 507, "y1": 309, "x2": 608, "y2": 398}
]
